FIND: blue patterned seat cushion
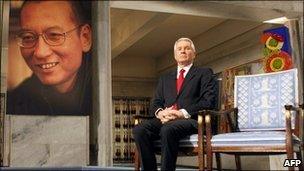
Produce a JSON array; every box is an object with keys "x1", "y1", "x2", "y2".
[
  {"x1": 153, "y1": 134, "x2": 205, "y2": 148},
  {"x1": 211, "y1": 131, "x2": 301, "y2": 147}
]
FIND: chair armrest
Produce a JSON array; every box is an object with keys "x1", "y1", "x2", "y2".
[
  {"x1": 284, "y1": 105, "x2": 303, "y2": 138},
  {"x1": 199, "y1": 108, "x2": 238, "y2": 133},
  {"x1": 133, "y1": 115, "x2": 154, "y2": 120},
  {"x1": 285, "y1": 105, "x2": 301, "y2": 112},
  {"x1": 284, "y1": 105, "x2": 300, "y2": 153},
  {"x1": 133, "y1": 115, "x2": 154, "y2": 126},
  {"x1": 199, "y1": 108, "x2": 237, "y2": 116}
]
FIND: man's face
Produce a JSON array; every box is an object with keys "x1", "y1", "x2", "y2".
[
  {"x1": 174, "y1": 40, "x2": 195, "y2": 66},
  {"x1": 19, "y1": 1, "x2": 91, "y2": 92}
]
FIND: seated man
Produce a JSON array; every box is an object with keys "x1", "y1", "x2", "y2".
[{"x1": 133, "y1": 37, "x2": 216, "y2": 171}]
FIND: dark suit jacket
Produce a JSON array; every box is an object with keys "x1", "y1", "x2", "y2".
[{"x1": 150, "y1": 66, "x2": 216, "y2": 119}]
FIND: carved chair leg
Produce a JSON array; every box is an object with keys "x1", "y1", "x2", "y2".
[
  {"x1": 134, "y1": 148, "x2": 140, "y2": 171},
  {"x1": 206, "y1": 150, "x2": 213, "y2": 170},
  {"x1": 215, "y1": 153, "x2": 222, "y2": 171},
  {"x1": 286, "y1": 145, "x2": 294, "y2": 171},
  {"x1": 235, "y1": 155, "x2": 241, "y2": 171},
  {"x1": 205, "y1": 114, "x2": 212, "y2": 171},
  {"x1": 198, "y1": 149, "x2": 204, "y2": 171},
  {"x1": 296, "y1": 150, "x2": 303, "y2": 171}
]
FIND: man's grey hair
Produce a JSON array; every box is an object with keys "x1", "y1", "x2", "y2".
[{"x1": 174, "y1": 37, "x2": 196, "y2": 52}]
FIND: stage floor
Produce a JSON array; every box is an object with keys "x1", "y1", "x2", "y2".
[
  {"x1": 0, "y1": 163, "x2": 204, "y2": 171},
  {"x1": 1, "y1": 166, "x2": 197, "y2": 171}
]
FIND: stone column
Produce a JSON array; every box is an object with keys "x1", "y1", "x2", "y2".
[
  {"x1": 0, "y1": 0, "x2": 9, "y2": 93},
  {"x1": 286, "y1": 19, "x2": 303, "y2": 145},
  {"x1": 1, "y1": 1, "x2": 10, "y2": 166},
  {"x1": 91, "y1": 1, "x2": 113, "y2": 166},
  {"x1": 286, "y1": 19, "x2": 303, "y2": 103}
]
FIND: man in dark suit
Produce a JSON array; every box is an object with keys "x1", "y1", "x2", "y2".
[{"x1": 133, "y1": 37, "x2": 216, "y2": 170}]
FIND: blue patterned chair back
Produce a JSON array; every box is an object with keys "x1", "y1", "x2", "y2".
[{"x1": 234, "y1": 69, "x2": 298, "y2": 131}]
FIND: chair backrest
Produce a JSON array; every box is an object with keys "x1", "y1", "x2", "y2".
[
  {"x1": 234, "y1": 69, "x2": 298, "y2": 131},
  {"x1": 212, "y1": 75, "x2": 221, "y2": 134},
  {"x1": 213, "y1": 74, "x2": 221, "y2": 110}
]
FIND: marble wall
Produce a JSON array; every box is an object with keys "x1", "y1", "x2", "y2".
[{"x1": 8, "y1": 115, "x2": 89, "y2": 167}]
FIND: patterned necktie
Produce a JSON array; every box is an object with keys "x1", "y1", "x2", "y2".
[{"x1": 176, "y1": 69, "x2": 185, "y2": 94}]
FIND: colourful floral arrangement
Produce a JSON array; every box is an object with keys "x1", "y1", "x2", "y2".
[{"x1": 261, "y1": 27, "x2": 292, "y2": 72}]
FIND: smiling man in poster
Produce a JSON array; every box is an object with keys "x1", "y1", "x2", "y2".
[{"x1": 7, "y1": 1, "x2": 92, "y2": 115}]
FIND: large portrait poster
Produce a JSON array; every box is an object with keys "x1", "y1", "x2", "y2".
[{"x1": 7, "y1": 1, "x2": 92, "y2": 115}]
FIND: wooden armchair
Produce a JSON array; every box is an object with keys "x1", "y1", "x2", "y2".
[
  {"x1": 203, "y1": 69, "x2": 303, "y2": 171},
  {"x1": 133, "y1": 113, "x2": 207, "y2": 170}
]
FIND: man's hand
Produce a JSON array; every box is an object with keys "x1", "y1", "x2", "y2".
[
  {"x1": 156, "y1": 107, "x2": 172, "y2": 122},
  {"x1": 156, "y1": 106, "x2": 185, "y2": 124},
  {"x1": 169, "y1": 110, "x2": 184, "y2": 120}
]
